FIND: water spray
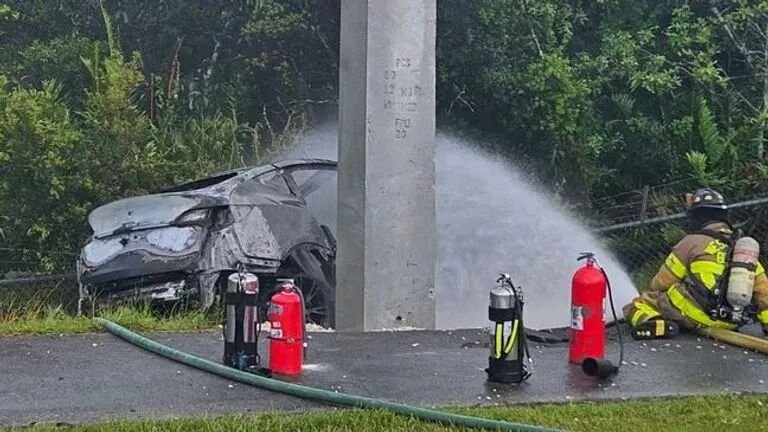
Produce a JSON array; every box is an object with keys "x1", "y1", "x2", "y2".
[{"x1": 285, "y1": 126, "x2": 639, "y2": 329}]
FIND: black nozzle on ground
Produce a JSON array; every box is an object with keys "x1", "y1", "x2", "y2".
[{"x1": 582, "y1": 357, "x2": 618, "y2": 379}]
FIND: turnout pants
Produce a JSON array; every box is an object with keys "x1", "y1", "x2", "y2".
[{"x1": 623, "y1": 288, "x2": 700, "y2": 331}]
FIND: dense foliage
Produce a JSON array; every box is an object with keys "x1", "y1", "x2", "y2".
[
  {"x1": 438, "y1": 0, "x2": 768, "y2": 200},
  {"x1": 2, "y1": 0, "x2": 768, "y2": 270}
]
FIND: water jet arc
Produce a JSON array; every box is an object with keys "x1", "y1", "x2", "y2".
[{"x1": 286, "y1": 125, "x2": 638, "y2": 329}]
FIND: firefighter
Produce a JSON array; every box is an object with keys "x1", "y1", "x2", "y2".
[{"x1": 623, "y1": 188, "x2": 768, "y2": 338}]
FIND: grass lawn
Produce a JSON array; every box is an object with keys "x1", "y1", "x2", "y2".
[
  {"x1": 0, "y1": 282, "x2": 221, "y2": 336},
  {"x1": 0, "y1": 304, "x2": 218, "y2": 336},
  {"x1": 19, "y1": 394, "x2": 768, "y2": 432}
]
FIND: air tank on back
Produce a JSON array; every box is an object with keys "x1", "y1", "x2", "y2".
[{"x1": 727, "y1": 236, "x2": 760, "y2": 319}]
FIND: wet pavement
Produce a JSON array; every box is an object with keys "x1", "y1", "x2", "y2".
[{"x1": 1, "y1": 327, "x2": 767, "y2": 426}]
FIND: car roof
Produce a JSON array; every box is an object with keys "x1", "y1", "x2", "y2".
[
  {"x1": 229, "y1": 158, "x2": 337, "y2": 178},
  {"x1": 270, "y1": 159, "x2": 337, "y2": 170},
  {"x1": 159, "y1": 159, "x2": 336, "y2": 194}
]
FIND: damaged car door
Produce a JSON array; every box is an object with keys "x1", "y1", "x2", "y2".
[
  {"x1": 275, "y1": 164, "x2": 337, "y2": 326},
  {"x1": 228, "y1": 169, "x2": 328, "y2": 262}
]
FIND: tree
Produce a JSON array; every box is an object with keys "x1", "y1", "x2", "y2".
[
  {"x1": 0, "y1": 4, "x2": 271, "y2": 271},
  {"x1": 0, "y1": 77, "x2": 86, "y2": 270}
]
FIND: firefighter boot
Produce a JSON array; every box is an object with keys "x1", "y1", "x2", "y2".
[{"x1": 630, "y1": 318, "x2": 679, "y2": 340}]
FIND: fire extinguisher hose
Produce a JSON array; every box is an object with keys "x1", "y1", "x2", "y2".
[
  {"x1": 600, "y1": 266, "x2": 625, "y2": 370},
  {"x1": 93, "y1": 318, "x2": 564, "y2": 432}
]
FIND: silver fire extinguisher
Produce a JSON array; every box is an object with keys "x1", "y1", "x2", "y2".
[
  {"x1": 223, "y1": 272, "x2": 260, "y2": 370},
  {"x1": 486, "y1": 274, "x2": 531, "y2": 384}
]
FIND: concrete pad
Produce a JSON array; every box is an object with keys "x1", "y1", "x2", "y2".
[{"x1": 1, "y1": 328, "x2": 767, "y2": 426}]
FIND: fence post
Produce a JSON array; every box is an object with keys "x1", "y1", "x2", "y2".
[{"x1": 639, "y1": 185, "x2": 650, "y2": 225}]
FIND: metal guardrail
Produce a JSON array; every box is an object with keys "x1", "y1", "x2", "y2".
[
  {"x1": 0, "y1": 272, "x2": 76, "y2": 287},
  {"x1": 595, "y1": 195, "x2": 768, "y2": 234}
]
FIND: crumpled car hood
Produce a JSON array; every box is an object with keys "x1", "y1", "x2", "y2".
[
  {"x1": 81, "y1": 226, "x2": 205, "y2": 267},
  {"x1": 88, "y1": 193, "x2": 226, "y2": 238}
]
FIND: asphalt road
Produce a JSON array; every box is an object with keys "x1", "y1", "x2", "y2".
[{"x1": 2, "y1": 327, "x2": 768, "y2": 426}]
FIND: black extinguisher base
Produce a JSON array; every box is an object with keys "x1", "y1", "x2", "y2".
[{"x1": 486, "y1": 357, "x2": 527, "y2": 384}]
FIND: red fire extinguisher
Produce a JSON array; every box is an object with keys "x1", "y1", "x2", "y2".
[
  {"x1": 570, "y1": 252, "x2": 624, "y2": 379},
  {"x1": 569, "y1": 253, "x2": 606, "y2": 365},
  {"x1": 268, "y1": 279, "x2": 305, "y2": 375}
]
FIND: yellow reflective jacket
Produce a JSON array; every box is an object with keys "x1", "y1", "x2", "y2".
[{"x1": 649, "y1": 222, "x2": 768, "y2": 328}]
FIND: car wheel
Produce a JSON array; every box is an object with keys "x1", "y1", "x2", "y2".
[{"x1": 285, "y1": 271, "x2": 335, "y2": 328}]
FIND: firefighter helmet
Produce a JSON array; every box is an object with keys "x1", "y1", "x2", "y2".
[{"x1": 688, "y1": 188, "x2": 728, "y2": 212}]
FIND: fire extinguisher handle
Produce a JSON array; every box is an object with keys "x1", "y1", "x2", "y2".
[{"x1": 577, "y1": 252, "x2": 595, "y2": 262}]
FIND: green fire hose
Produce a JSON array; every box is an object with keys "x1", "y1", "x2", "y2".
[{"x1": 93, "y1": 318, "x2": 564, "y2": 432}]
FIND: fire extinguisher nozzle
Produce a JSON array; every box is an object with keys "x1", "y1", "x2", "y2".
[{"x1": 582, "y1": 357, "x2": 618, "y2": 379}]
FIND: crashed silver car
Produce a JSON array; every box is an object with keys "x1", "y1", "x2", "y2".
[{"x1": 77, "y1": 159, "x2": 337, "y2": 325}]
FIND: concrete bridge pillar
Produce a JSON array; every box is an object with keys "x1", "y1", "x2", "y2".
[{"x1": 336, "y1": 0, "x2": 437, "y2": 331}]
